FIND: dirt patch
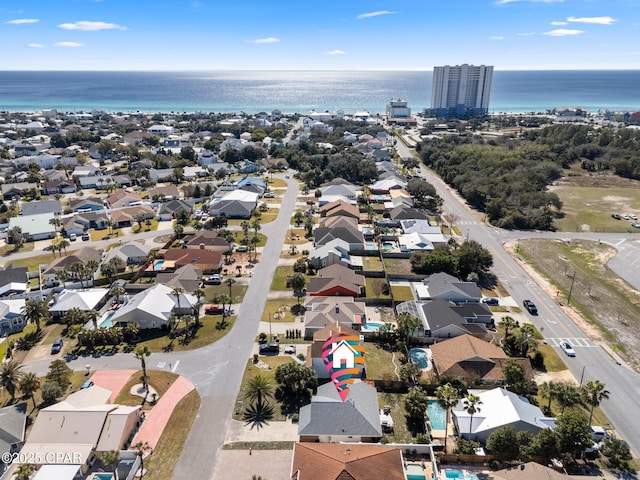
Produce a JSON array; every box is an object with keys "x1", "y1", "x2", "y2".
[
  {"x1": 553, "y1": 171, "x2": 640, "y2": 189},
  {"x1": 534, "y1": 369, "x2": 578, "y2": 386},
  {"x1": 507, "y1": 239, "x2": 640, "y2": 371}
]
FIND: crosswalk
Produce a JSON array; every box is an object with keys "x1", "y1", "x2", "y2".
[{"x1": 546, "y1": 337, "x2": 596, "y2": 348}]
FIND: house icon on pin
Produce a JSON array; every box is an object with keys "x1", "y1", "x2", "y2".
[{"x1": 330, "y1": 340, "x2": 357, "y2": 369}]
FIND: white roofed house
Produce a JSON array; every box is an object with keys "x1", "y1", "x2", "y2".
[
  {"x1": 49, "y1": 289, "x2": 110, "y2": 319},
  {"x1": 147, "y1": 124, "x2": 174, "y2": 136},
  {"x1": 8, "y1": 213, "x2": 56, "y2": 242},
  {"x1": 207, "y1": 190, "x2": 258, "y2": 218}
]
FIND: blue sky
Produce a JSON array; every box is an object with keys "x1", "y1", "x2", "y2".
[{"x1": 1, "y1": 0, "x2": 638, "y2": 70}]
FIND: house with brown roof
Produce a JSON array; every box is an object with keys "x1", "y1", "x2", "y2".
[
  {"x1": 109, "y1": 205, "x2": 154, "y2": 228},
  {"x1": 319, "y1": 199, "x2": 360, "y2": 219},
  {"x1": 163, "y1": 246, "x2": 223, "y2": 273},
  {"x1": 493, "y1": 462, "x2": 578, "y2": 480},
  {"x1": 303, "y1": 296, "x2": 367, "y2": 338},
  {"x1": 42, "y1": 247, "x2": 102, "y2": 287},
  {"x1": 307, "y1": 263, "x2": 365, "y2": 297},
  {"x1": 185, "y1": 231, "x2": 230, "y2": 253},
  {"x1": 107, "y1": 188, "x2": 142, "y2": 209},
  {"x1": 149, "y1": 185, "x2": 181, "y2": 201},
  {"x1": 156, "y1": 264, "x2": 203, "y2": 293},
  {"x1": 290, "y1": 443, "x2": 406, "y2": 480},
  {"x1": 319, "y1": 215, "x2": 359, "y2": 230},
  {"x1": 429, "y1": 334, "x2": 533, "y2": 385}
]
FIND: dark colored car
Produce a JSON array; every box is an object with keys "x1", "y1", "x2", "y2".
[
  {"x1": 51, "y1": 338, "x2": 63, "y2": 354},
  {"x1": 611, "y1": 213, "x2": 621, "y2": 220},
  {"x1": 259, "y1": 342, "x2": 280, "y2": 354},
  {"x1": 523, "y1": 299, "x2": 538, "y2": 315},
  {"x1": 482, "y1": 297, "x2": 499, "y2": 306}
]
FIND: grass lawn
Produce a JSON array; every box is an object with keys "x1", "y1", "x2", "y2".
[
  {"x1": 0, "y1": 242, "x2": 34, "y2": 256},
  {"x1": 0, "y1": 324, "x2": 38, "y2": 361},
  {"x1": 284, "y1": 228, "x2": 309, "y2": 245},
  {"x1": 383, "y1": 257, "x2": 414, "y2": 276},
  {"x1": 365, "y1": 278, "x2": 391, "y2": 300},
  {"x1": 233, "y1": 357, "x2": 295, "y2": 422},
  {"x1": 378, "y1": 391, "x2": 425, "y2": 444},
  {"x1": 365, "y1": 343, "x2": 398, "y2": 381},
  {"x1": 269, "y1": 178, "x2": 287, "y2": 188},
  {"x1": 132, "y1": 218, "x2": 160, "y2": 233},
  {"x1": 262, "y1": 298, "x2": 299, "y2": 322},
  {"x1": 114, "y1": 370, "x2": 178, "y2": 408},
  {"x1": 233, "y1": 232, "x2": 268, "y2": 247},
  {"x1": 41, "y1": 324, "x2": 66, "y2": 345},
  {"x1": 89, "y1": 229, "x2": 124, "y2": 241},
  {"x1": 140, "y1": 390, "x2": 201, "y2": 480},
  {"x1": 222, "y1": 441, "x2": 295, "y2": 450},
  {"x1": 205, "y1": 284, "x2": 248, "y2": 304},
  {"x1": 5, "y1": 253, "x2": 54, "y2": 272},
  {"x1": 391, "y1": 285, "x2": 414, "y2": 302},
  {"x1": 136, "y1": 315, "x2": 236, "y2": 353},
  {"x1": 536, "y1": 343, "x2": 569, "y2": 372},
  {"x1": 361, "y1": 256, "x2": 384, "y2": 272},
  {"x1": 258, "y1": 208, "x2": 279, "y2": 224},
  {"x1": 271, "y1": 266, "x2": 293, "y2": 290}
]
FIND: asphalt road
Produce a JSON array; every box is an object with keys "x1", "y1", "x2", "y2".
[{"x1": 397, "y1": 137, "x2": 640, "y2": 457}]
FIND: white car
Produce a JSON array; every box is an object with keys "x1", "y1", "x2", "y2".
[
  {"x1": 560, "y1": 341, "x2": 576, "y2": 357},
  {"x1": 284, "y1": 345, "x2": 296, "y2": 354}
]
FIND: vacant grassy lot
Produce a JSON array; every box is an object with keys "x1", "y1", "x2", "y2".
[
  {"x1": 516, "y1": 238, "x2": 640, "y2": 370},
  {"x1": 382, "y1": 258, "x2": 414, "y2": 275},
  {"x1": 378, "y1": 391, "x2": 425, "y2": 444},
  {"x1": 551, "y1": 172, "x2": 640, "y2": 233},
  {"x1": 361, "y1": 256, "x2": 384, "y2": 271},
  {"x1": 391, "y1": 285, "x2": 414, "y2": 302},
  {"x1": 270, "y1": 266, "x2": 293, "y2": 290},
  {"x1": 145, "y1": 389, "x2": 200, "y2": 480},
  {"x1": 365, "y1": 343, "x2": 398, "y2": 381},
  {"x1": 284, "y1": 228, "x2": 309, "y2": 245},
  {"x1": 365, "y1": 278, "x2": 391, "y2": 300},
  {"x1": 262, "y1": 298, "x2": 299, "y2": 322},
  {"x1": 205, "y1": 284, "x2": 248, "y2": 304}
]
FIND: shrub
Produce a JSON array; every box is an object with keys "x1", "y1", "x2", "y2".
[{"x1": 41, "y1": 381, "x2": 63, "y2": 405}]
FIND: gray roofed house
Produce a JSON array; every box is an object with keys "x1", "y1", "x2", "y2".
[
  {"x1": 157, "y1": 199, "x2": 193, "y2": 221},
  {"x1": 50, "y1": 289, "x2": 110, "y2": 317},
  {"x1": 0, "y1": 403, "x2": 27, "y2": 464},
  {"x1": 415, "y1": 272, "x2": 482, "y2": 303},
  {"x1": 1, "y1": 182, "x2": 38, "y2": 200},
  {"x1": 389, "y1": 205, "x2": 430, "y2": 221},
  {"x1": 42, "y1": 247, "x2": 102, "y2": 287},
  {"x1": 298, "y1": 381, "x2": 382, "y2": 443},
  {"x1": 149, "y1": 185, "x2": 181, "y2": 201},
  {"x1": 314, "y1": 227, "x2": 364, "y2": 251},
  {"x1": 69, "y1": 197, "x2": 104, "y2": 212},
  {"x1": 0, "y1": 265, "x2": 28, "y2": 297},
  {"x1": 21, "y1": 199, "x2": 62, "y2": 216},
  {"x1": 304, "y1": 296, "x2": 367, "y2": 338},
  {"x1": 104, "y1": 241, "x2": 152, "y2": 265},
  {"x1": 156, "y1": 264, "x2": 203, "y2": 293}
]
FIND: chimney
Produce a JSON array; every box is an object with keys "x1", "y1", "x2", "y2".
[{"x1": 200, "y1": 243, "x2": 205, "y2": 250}]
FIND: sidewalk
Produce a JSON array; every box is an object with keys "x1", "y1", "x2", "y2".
[{"x1": 90, "y1": 369, "x2": 137, "y2": 402}]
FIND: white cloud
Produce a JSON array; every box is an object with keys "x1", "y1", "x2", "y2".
[
  {"x1": 567, "y1": 16, "x2": 616, "y2": 25},
  {"x1": 6, "y1": 18, "x2": 39, "y2": 25},
  {"x1": 249, "y1": 37, "x2": 280, "y2": 44},
  {"x1": 490, "y1": 36, "x2": 504, "y2": 40},
  {"x1": 551, "y1": 21, "x2": 568, "y2": 26},
  {"x1": 517, "y1": 32, "x2": 536, "y2": 36},
  {"x1": 54, "y1": 42, "x2": 83, "y2": 47},
  {"x1": 357, "y1": 11, "x2": 397, "y2": 20},
  {"x1": 325, "y1": 49, "x2": 347, "y2": 55},
  {"x1": 543, "y1": 28, "x2": 584, "y2": 36},
  {"x1": 28, "y1": 43, "x2": 44, "y2": 48},
  {"x1": 58, "y1": 21, "x2": 127, "y2": 31}
]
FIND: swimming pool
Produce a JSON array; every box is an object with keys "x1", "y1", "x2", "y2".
[
  {"x1": 92, "y1": 473, "x2": 115, "y2": 480},
  {"x1": 153, "y1": 259, "x2": 165, "y2": 270},
  {"x1": 406, "y1": 464, "x2": 426, "y2": 480},
  {"x1": 99, "y1": 311, "x2": 115, "y2": 329},
  {"x1": 408, "y1": 348, "x2": 429, "y2": 369},
  {"x1": 364, "y1": 241, "x2": 377, "y2": 250},
  {"x1": 427, "y1": 400, "x2": 447, "y2": 430},
  {"x1": 382, "y1": 241, "x2": 395, "y2": 251},
  {"x1": 444, "y1": 469, "x2": 479, "y2": 480},
  {"x1": 361, "y1": 322, "x2": 384, "y2": 332}
]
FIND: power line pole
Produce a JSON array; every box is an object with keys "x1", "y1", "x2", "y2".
[{"x1": 567, "y1": 271, "x2": 576, "y2": 306}]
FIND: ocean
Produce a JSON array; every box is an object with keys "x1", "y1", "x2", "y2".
[{"x1": 0, "y1": 70, "x2": 639, "y2": 115}]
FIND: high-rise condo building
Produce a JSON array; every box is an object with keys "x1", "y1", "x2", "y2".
[{"x1": 430, "y1": 64, "x2": 493, "y2": 119}]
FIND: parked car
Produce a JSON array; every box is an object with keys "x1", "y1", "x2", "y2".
[
  {"x1": 259, "y1": 342, "x2": 280, "y2": 354},
  {"x1": 204, "y1": 304, "x2": 224, "y2": 314},
  {"x1": 629, "y1": 214, "x2": 638, "y2": 220},
  {"x1": 263, "y1": 192, "x2": 275, "y2": 198},
  {"x1": 611, "y1": 213, "x2": 621, "y2": 220},
  {"x1": 81, "y1": 380, "x2": 94, "y2": 389},
  {"x1": 481, "y1": 297, "x2": 499, "y2": 306},
  {"x1": 284, "y1": 345, "x2": 296, "y2": 354},
  {"x1": 51, "y1": 338, "x2": 63, "y2": 354},
  {"x1": 560, "y1": 341, "x2": 576, "y2": 357},
  {"x1": 632, "y1": 222, "x2": 640, "y2": 229},
  {"x1": 81, "y1": 233, "x2": 90, "y2": 241},
  {"x1": 69, "y1": 233, "x2": 77, "y2": 241},
  {"x1": 235, "y1": 245, "x2": 248, "y2": 252},
  {"x1": 204, "y1": 274, "x2": 223, "y2": 285},
  {"x1": 522, "y1": 299, "x2": 538, "y2": 314}
]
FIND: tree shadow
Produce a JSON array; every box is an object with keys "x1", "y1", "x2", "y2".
[
  {"x1": 15, "y1": 330, "x2": 45, "y2": 350},
  {"x1": 275, "y1": 387, "x2": 311, "y2": 417},
  {"x1": 243, "y1": 401, "x2": 275, "y2": 430}
]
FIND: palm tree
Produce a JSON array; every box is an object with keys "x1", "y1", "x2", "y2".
[
  {"x1": 102, "y1": 450, "x2": 120, "y2": 478},
  {"x1": 217, "y1": 293, "x2": 230, "y2": 316},
  {"x1": 49, "y1": 217, "x2": 61, "y2": 237},
  {"x1": 289, "y1": 272, "x2": 306, "y2": 304},
  {"x1": 582, "y1": 380, "x2": 610, "y2": 425},
  {"x1": 500, "y1": 316, "x2": 518, "y2": 340},
  {"x1": 172, "y1": 286, "x2": 185, "y2": 315},
  {"x1": 19, "y1": 372, "x2": 40, "y2": 410},
  {"x1": 556, "y1": 382, "x2": 581, "y2": 414},
  {"x1": 15, "y1": 464, "x2": 34, "y2": 480},
  {"x1": 181, "y1": 314, "x2": 194, "y2": 342},
  {"x1": 111, "y1": 285, "x2": 126, "y2": 304},
  {"x1": 174, "y1": 223, "x2": 184, "y2": 239},
  {"x1": 57, "y1": 239, "x2": 70, "y2": 255},
  {"x1": 56, "y1": 268, "x2": 69, "y2": 288},
  {"x1": 462, "y1": 394, "x2": 482, "y2": 440},
  {"x1": 539, "y1": 381, "x2": 557, "y2": 413},
  {"x1": 86, "y1": 259, "x2": 99, "y2": 286},
  {"x1": 245, "y1": 375, "x2": 273, "y2": 406},
  {"x1": 240, "y1": 220, "x2": 251, "y2": 238},
  {"x1": 134, "y1": 346, "x2": 151, "y2": 396},
  {"x1": 63, "y1": 307, "x2": 86, "y2": 326},
  {"x1": 225, "y1": 278, "x2": 236, "y2": 303},
  {"x1": 87, "y1": 309, "x2": 100, "y2": 330},
  {"x1": 435, "y1": 383, "x2": 460, "y2": 452},
  {"x1": 132, "y1": 441, "x2": 151, "y2": 477},
  {"x1": 22, "y1": 298, "x2": 49, "y2": 332},
  {"x1": 0, "y1": 360, "x2": 24, "y2": 402}
]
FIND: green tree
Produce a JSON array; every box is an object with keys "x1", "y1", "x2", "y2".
[
  {"x1": 244, "y1": 375, "x2": 274, "y2": 406},
  {"x1": 0, "y1": 360, "x2": 24, "y2": 402},
  {"x1": 486, "y1": 426, "x2": 520, "y2": 463},
  {"x1": 539, "y1": 381, "x2": 557, "y2": 414},
  {"x1": 46, "y1": 359, "x2": 72, "y2": 391},
  {"x1": 555, "y1": 410, "x2": 593, "y2": 457},
  {"x1": 15, "y1": 464, "x2": 34, "y2": 480},
  {"x1": 40, "y1": 381, "x2": 63, "y2": 405},
  {"x1": 405, "y1": 385, "x2": 429, "y2": 420},
  {"x1": 601, "y1": 437, "x2": 632, "y2": 468},
  {"x1": 225, "y1": 277, "x2": 236, "y2": 303},
  {"x1": 22, "y1": 298, "x2": 50, "y2": 332},
  {"x1": 581, "y1": 380, "x2": 610, "y2": 425},
  {"x1": 462, "y1": 394, "x2": 483, "y2": 439},
  {"x1": 455, "y1": 240, "x2": 493, "y2": 280},
  {"x1": 555, "y1": 382, "x2": 581, "y2": 414},
  {"x1": 396, "y1": 312, "x2": 422, "y2": 347},
  {"x1": 500, "y1": 316, "x2": 518, "y2": 340},
  {"x1": 503, "y1": 360, "x2": 529, "y2": 395},
  {"x1": 289, "y1": 272, "x2": 306, "y2": 304},
  {"x1": 435, "y1": 382, "x2": 460, "y2": 452},
  {"x1": 529, "y1": 428, "x2": 561, "y2": 464},
  {"x1": 134, "y1": 346, "x2": 151, "y2": 395},
  {"x1": 19, "y1": 372, "x2": 40, "y2": 410},
  {"x1": 274, "y1": 362, "x2": 317, "y2": 395},
  {"x1": 102, "y1": 450, "x2": 120, "y2": 476}
]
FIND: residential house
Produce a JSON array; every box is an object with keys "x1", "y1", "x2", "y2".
[
  {"x1": 493, "y1": 462, "x2": 575, "y2": 480},
  {"x1": 149, "y1": 168, "x2": 175, "y2": 183},
  {"x1": 149, "y1": 185, "x2": 180, "y2": 202},
  {"x1": 306, "y1": 322, "x2": 362, "y2": 379},
  {"x1": 398, "y1": 221, "x2": 447, "y2": 250},
  {"x1": 260, "y1": 157, "x2": 288, "y2": 170},
  {"x1": 314, "y1": 226, "x2": 364, "y2": 252},
  {"x1": 50, "y1": 289, "x2": 110, "y2": 318},
  {"x1": 237, "y1": 160, "x2": 263, "y2": 174},
  {"x1": 208, "y1": 190, "x2": 258, "y2": 218},
  {"x1": 1, "y1": 182, "x2": 38, "y2": 200},
  {"x1": 304, "y1": 296, "x2": 367, "y2": 338},
  {"x1": 8, "y1": 213, "x2": 56, "y2": 241},
  {"x1": 308, "y1": 238, "x2": 358, "y2": 270},
  {"x1": 415, "y1": 272, "x2": 481, "y2": 303},
  {"x1": 156, "y1": 264, "x2": 203, "y2": 293},
  {"x1": 307, "y1": 263, "x2": 365, "y2": 297},
  {"x1": 14, "y1": 152, "x2": 61, "y2": 169},
  {"x1": 162, "y1": 247, "x2": 223, "y2": 273},
  {"x1": 157, "y1": 199, "x2": 193, "y2": 221},
  {"x1": 319, "y1": 200, "x2": 360, "y2": 219},
  {"x1": 43, "y1": 179, "x2": 77, "y2": 195},
  {"x1": 183, "y1": 166, "x2": 207, "y2": 179},
  {"x1": 319, "y1": 215, "x2": 359, "y2": 231},
  {"x1": 107, "y1": 189, "x2": 143, "y2": 209},
  {"x1": 388, "y1": 205, "x2": 430, "y2": 223},
  {"x1": 429, "y1": 334, "x2": 533, "y2": 385},
  {"x1": 69, "y1": 197, "x2": 104, "y2": 213},
  {"x1": 395, "y1": 299, "x2": 493, "y2": 339},
  {"x1": 388, "y1": 189, "x2": 414, "y2": 208},
  {"x1": 21, "y1": 199, "x2": 62, "y2": 217},
  {"x1": 109, "y1": 284, "x2": 196, "y2": 328},
  {"x1": 290, "y1": 443, "x2": 406, "y2": 480},
  {"x1": 319, "y1": 182, "x2": 357, "y2": 205},
  {"x1": 103, "y1": 241, "x2": 152, "y2": 265},
  {"x1": 77, "y1": 175, "x2": 115, "y2": 190},
  {"x1": 298, "y1": 381, "x2": 382, "y2": 443},
  {"x1": 236, "y1": 176, "x2": 267, "y2": 196},
  {"x1": 19, "y1": 385, "x2": 142, "y2": 476},
  {"x1": 62, "y1": 211, "x2": 109, "y2": 237},
  {"x1": 42, "y1": 247, "x2": 102, "y2": 287},
  {"x1": 42, "y1": 169, "x2": 66, "y2": 183},
  {"x1": 0, "y1": 298, "x2": 27, "y2": 334},
  {"x1": 0, "y1": 403, "x2": 27, "y2": 467},
  {"x1": 0, "y1": 266, "x2": 28, "y2": 297},
  {"x1": 452, "y1": 387, "x2": 555, "y2": 443},
  {"x1": 198, "y1": 151, "x2": 219, "y2": 166},
  {"x1": 369, "y1": 176, "x2": 406, "y2": 194},
  {"x1": 71, "y1": 165, "x2": 100, "y2": 178},
  {"x1": 185, "y1": 231, "x2": 231, "y2": 253},
  {"x1": 147, "y1": 124, "x2": 174, "y2": 136},
  {"x1": 109, "y1": 205, "x2": 154, "y2": 228}
]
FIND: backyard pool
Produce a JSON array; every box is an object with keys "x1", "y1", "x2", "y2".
[
  {"x1": 382, "y1": 241, "x2": 396, "y2": 251},
  {"x1": 427, "y1": 400, "x2": 447, "y2": 430},
  {"x1": 444, "y1": 469, "x2": 479, "y2": 480},
  {"x1": 364, "y1": 241, "x2": 377, "y2": 250},
  {"x1": 91, "y1": 474, "x2": 115, "y2": 480},
  {"x1": 98, "y1": 311, "x2": 115, "y2": 329},
  {"x1": 406, "y1": 464, "x2": 426, "y2": 480},
  {"x1": 153, "y1": 259, "x2": 165, "y2": 270},
  {"x1": 408, "y1": 348, "x2": 429, "y2": 369},
  {"x1": 361, "y1": 322, "x2": 384, "y2": 332}
]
